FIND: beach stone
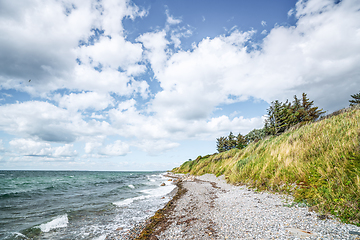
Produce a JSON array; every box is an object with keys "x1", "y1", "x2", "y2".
[
  {"x1": 160, "y1": 183, "x2": 165, "y2": 186},
  {"x1": 350, "y1": 231, "x2": 360, "y2": 235},
  {"x1": 285, "y1": 227, "x2": 316, "y2": 237}
]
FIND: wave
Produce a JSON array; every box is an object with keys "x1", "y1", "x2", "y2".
[
  {"x1": 3, "y1": 232, "x2": 28, "y2": 240},
  {"x1": 38, "y1": 214, "x2": 68, "y2": 232},
  {"x1": 93, "y1": 234, "x2": 107, "y2": 240},
  {"x1": 113, "y1": 183, "x2": 176, "y2": 207}
]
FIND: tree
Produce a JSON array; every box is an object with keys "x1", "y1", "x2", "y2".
[
  {"x1": 216, "y1": 136, "x2": 226, "y2": 153},
  {"x1": 236, "y1": 133, "x2": 247, "y2": 149},
  {"x1": 264, "y1": 100, "x2": 285, "y2": 135},
  {"x1": 245, "y1": 128, "x2": 266, "y2": 143},
  {"x1": 264, "y1": 93, "x2": 325, "y2": 136},
  {"x1": 216, "y1": 132, "x2": 246, "y2": 152},
  {"x1": 349, "y1": 91, "x2": 360, "y2": 106},
  {"x1": 227, "y1": 132, "x2": 237, "y2": 150},
  {"x1": 301, "y1": 93, "x2": 325, "y2": 122}
]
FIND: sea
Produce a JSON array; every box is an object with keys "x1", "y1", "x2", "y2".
[{"x1": 0, "y1": 170, "x2": 176, "y2": 240}]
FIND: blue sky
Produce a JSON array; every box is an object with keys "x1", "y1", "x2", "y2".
[{"x1": 0, "y1": 0, "x2": 359, "y2": 171}]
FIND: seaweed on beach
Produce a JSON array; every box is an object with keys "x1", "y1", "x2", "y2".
[{"x1": 135, "y1": 181, "x2": 187, "y2": 240}]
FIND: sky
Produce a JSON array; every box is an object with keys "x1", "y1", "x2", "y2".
[{"x1": 0, "y1": 0, "x2": 359, "y2": 171}]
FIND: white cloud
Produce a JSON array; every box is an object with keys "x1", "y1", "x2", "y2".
[
  {"x1": 56, "y1": 91, "x2": 114, "y2": 112},
  {"x1": 99, "y1": 140, "x2": 130, "y2": 156},
  {"x1": 1, "y1": 0, "x2": 360, "y2": 163},
  {"x1": 137, "y1": 30, "x2": 169, "y2": 75},
  {"x1": 109, "y1": 99, "x2": 171, "y2": 140},
  {"x1": 134, "y1": 139, "x2": 180, "y2": 155},
  {"x1": 76, "y1": 35, "x2": 143, "y2": 71},
  {"x1": 261, "y1": 20, "x2": 267, "y2": 26},
  {"x1": 165, "y1": 9, "x2": 182, "y2": 25},
  {"x1": 52, "y1": 144, "x2": 78, "y2": 157},
  {"x1": 91, "y1": 113, "x2": 107, "y2": 119},
  {"x1": 9, "y1": 138, "x2": 77, "y2": 158},
  {"x1": 170, "y1": 27, "x2": 193, "y2": 49},
  {"x1": 85, "y1": 141, "x2": 102, "y2": 154},
  {"x1": 0, "y1": 1, "x2": 93, "y2": 93},
  {"x1": 148, "y1": 0, "x2": 360, "y2": 118},
  {"x1": 288, "y1": 8, "x2": 295, "y2": 17},
  {"x1": 148, "y1": 30, "x2": 254, "y2": 122},
  {"x1": 295, "y1": 0, "x2": 335, "y2": 18},
  {"x1": 69, "y1": 65, "x2": 149, "y2": 96},
  {"x1": 0, "y1": 139, "x2": 4, "y2": 152},
  {"x1": 0, "y1": 0, "x2": 148, "y2": 96},
  {"x1": 0, "y1": 101, "x2": 112, "y2": 143}
]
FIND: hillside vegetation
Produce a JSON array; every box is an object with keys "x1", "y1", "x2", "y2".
[{"x1": 173, "y1": 106, "x2": 360, "y2": 225}]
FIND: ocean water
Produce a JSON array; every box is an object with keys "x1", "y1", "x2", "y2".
[{"x1": 0, "y1": 171, "x2": 176, "y2": 240}]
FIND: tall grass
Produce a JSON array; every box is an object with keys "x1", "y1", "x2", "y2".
[{"x1": 173, "y1": 106, "x2": 360, "y2": 225}]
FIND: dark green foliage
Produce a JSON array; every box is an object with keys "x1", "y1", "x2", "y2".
[
  {"x1": 264, "y1": 100, "x2": 287, "y2": 136},
  {"x1": 236, "y1": 133, "x2": 247, "y2": 149},
  {"x1": 265, "y1": 93, "x2": 325, "y2": 136},
  {"x1": 216, "y1": 93, "x2": 324, "y2": 152},
  {"x1": 216, "y1": 132, "x2": 247, "y2": 153},
  {"x1": 216, "y1": 136, "x2": 227, "y2": 153},
  {"x1": 245, "y1": 128, "x2": 266, "y2": 143},
  {"x1": 227, "y1": 132, "x2": 237, "y2": 149},
  {"x1": 349, "y1": 91, "x2": 360, "y2": 106},
  {"x1": 300, "y1": 93, "x2": 325, "y2": 122}
]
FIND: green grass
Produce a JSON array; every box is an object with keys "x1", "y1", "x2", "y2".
[{"x1": 173, "y1": 106, "x2": 360, "y2": 226}]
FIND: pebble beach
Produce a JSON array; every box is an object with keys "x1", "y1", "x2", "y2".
[{"x1": 126, "y1": 173, "x2": 360, "y2": 240}]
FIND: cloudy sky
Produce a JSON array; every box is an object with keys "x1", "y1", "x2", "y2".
[{"x1": 0, "y1": 0, "x2": 359, "y2": 171}]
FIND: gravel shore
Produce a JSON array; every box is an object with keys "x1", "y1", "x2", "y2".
[{"x1": 150, "y1": 174, "x2": 360, "y2": 240}]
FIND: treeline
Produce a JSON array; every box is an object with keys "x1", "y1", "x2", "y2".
[
  {"x1": 216, "y1": 91, "x2": 360, "y2": 153},
  {"x1": 264, "y1": 93, "x2": 324, "y2": 136},
  {"x1": 216, "y1": 129, "x2": 266, "y2": 153},
  {"x1": 216, "y1": 132, "x2": 247, "y2": 153}
]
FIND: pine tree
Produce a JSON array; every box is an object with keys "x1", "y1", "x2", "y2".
[
  {"x1": 289, "y1": 95, "x2": 302, "y2": 124},
  {"x1": 301, "y1": 93, "x2": 325, "y2": 121},
  {"x1": 227, "y1": 132, "x2": 237, "y2": 150},
  {"x1": 245, "y1": 128, "x2": 266, "y2": 143},
  {"x1": 265, "y1": 100, "x2": 285, "y2": 135},
  {"x1": 264, "y1": 93, "x2": 324, "y2": 136},
  {"x1": 349, "y1": 91, "x2": 360, "y2": 106},
  {"x1": 236, "y1": 133, "x2": 247, "y2": 149},
  {"x1": 216, "y1": 136, "x2": 226, "y2": 153},
  {"x1": 279, "y1": 100, "x2": 292, "y2": 132}
]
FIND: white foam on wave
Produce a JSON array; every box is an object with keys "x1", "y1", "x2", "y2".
[
  {"x1": 141, "y1": 184, "x2": 175, "y2": 197},
  {"x1": 114, "y1": 198, "x2": 135, "y2": 206},
  {"x1": 9, "y1": 232, "x2": 27, "y2": 239},
  {"x1": 114, "y1": 183, "x2": 176, "y2": 207},
  {"x1": 39, "y1": 214, "x2": 68, "y2": 232},
  {"x1": 93, "y1": 234, "x2": 107, "y2": 240},
  {"x1": 147, "y1": 175, "x2": 159, "y2": 183},
  {"x1": 128, "y1": 184, "x2": 135, "y2": 189},
  {"x1": 113, "y1": 194, "x2": 150, "y2": 207}
]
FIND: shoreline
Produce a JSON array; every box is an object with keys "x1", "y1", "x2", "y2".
[{"x1": 129, "y1": 173, "x2": 360, "y2": 240}]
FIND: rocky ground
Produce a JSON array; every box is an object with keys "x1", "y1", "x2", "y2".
[
  {"x1": 109, "y1": 173, "x2": 360, "y2": 239},
  {"x1": 151, "y1": 174, "x2": 360, "y2": 240}
]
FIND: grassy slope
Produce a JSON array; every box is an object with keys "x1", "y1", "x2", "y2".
[{"x1": 173, "y1": 106, "x2": 360, "y2": 225}]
